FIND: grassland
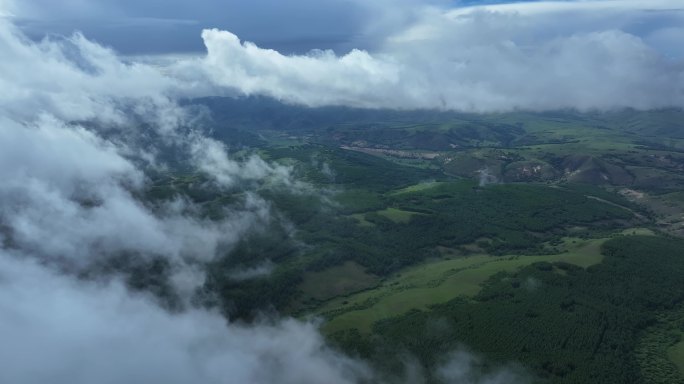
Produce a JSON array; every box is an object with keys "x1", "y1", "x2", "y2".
[
  {"x1": 351, "y1": 206, "x2": 430, "y2": 227},
  {"x1": 390, "y1": 181, "x2": 445, "y2": 195},
  {"x1": 298, "y1": 261, "x2": 380, "y2": 301},
  {"x1": 376, "y1": 207, "x2": 425, "y2": 224},
  {"x1": 317, "y1": 235, "x2": 615, "y2": 334},
  {"x1": 349, "y1": 213, "x2": 375, "y2": 227}
]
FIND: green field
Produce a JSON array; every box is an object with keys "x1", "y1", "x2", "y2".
[
  {"x1": 352, "y1": 206, "x2": 432, "y2": 226},
  {"x1": 390, "y1": 181, "x2": 445, "y2": 195},
  {"x1": 298, "y1": 261, "x2": 380, "y2": 301},
  {"x1": 349, "y1": 213, "x2": 375, "y2": 227},
  {"x1": 376, "y1": 207, "x2": 424, "y2": 224},
  {"x1": 318, "y1": 236, "x2": 611, "y2": 334}
]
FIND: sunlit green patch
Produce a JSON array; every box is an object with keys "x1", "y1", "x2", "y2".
[
  {"x1": 390, "y1": 181, "x2": 445, "y2": 195},
  {"x1": 299, "y1": 261, "x2": 380, "y2": 302},
  {"x1": 317, "y1": 236, "x2": 611, "y2": 334},
  {"x1": 349, "y1": 213, "x2": 376, "y2": 227},
  {"x1": 376, "y1": 208, "x2": 426, "y2": 224}
]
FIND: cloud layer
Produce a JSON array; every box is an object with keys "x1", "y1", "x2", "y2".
[
  {"x1": 0, "y1": 252, "x2": 373, "y2": 384},
  {"x1": 0, "y1": 15, "x2": 373, "y2": 384},
  {"x1": 187, "y1": 0, "x2": 684, "y2": 111},
  {"x1": 0, "y1": 19, "x2": 292, "y2": 276},
  {"x1": 9, "y1": 0, "x2": 684, "y2": 111}
]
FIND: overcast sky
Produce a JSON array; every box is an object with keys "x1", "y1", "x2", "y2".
[
  {"x1": 8, "y1": 0, "x2": 400, "y2": 54},
  {"x1": 6, "y1": 0, "x2": 665, "y2": 55},
  {"x1": 2, "y1": 1, "x2": 680, "y2": 62}
]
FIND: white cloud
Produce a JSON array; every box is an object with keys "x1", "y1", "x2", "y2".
[
  {"x1": 0, "y1": 112, "x2": 277, "y2": 278},
  {"x1": 7, "y1": 0, "x2": 683, "y2": 112},
  {"x1": 0, "y1": 14, "x2": 388, "y2": 384},
  {"x1": 0, "y1": 17, "x2": 321, "y2": 301},
  {"x1": 190, "y1": 135, "x2": 297, "y2": 188},
  {"x1": 194, "y1": 28, "x2": 401, "y2": 107},
  {"x1": 0, "y1": 251, "x2": 373, "y2": 384},
  {"x1": 0, "y1": 22, "x2": 178, "y2": 124},
  {"x1": 186, "y1": 0, "x2": 684, "y2": 111},
  {"x1": 1, "y1": 8, "x2": 364, "y2": 296},
  {"x1": 0, "y1": 249, "x2": 532, "y2": 384},
  {"x1": 0, "y1": 13, "x2": 376, "y2": 384},
  {"x1": 437, "y1": 350, "x2": 527, "y2": 384}
]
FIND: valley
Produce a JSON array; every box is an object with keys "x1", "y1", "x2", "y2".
[{"x1": 143, "y1": 98, "x2": 684, "y2": 383}]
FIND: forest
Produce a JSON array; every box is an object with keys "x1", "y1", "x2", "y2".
[{"x1": 136, "y1": 101, "x2": 684, "y2": 382}]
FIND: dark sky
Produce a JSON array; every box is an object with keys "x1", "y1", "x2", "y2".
[
  {"x1": 12, "y1": 0, "x2": 534, "y2": 54},
  {"x1": 12, "y1": 0, "x2": 385, "y2": 54},
  {"x1": 9, "y1": 0, "x2": 682, "y2": 58}
]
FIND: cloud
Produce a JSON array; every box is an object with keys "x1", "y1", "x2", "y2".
[
  {"x1": 0, "y1": 14, "x2": 323, "y2": 295},
  {"x1": 0, "y1": 251, "x2": 373, "y2": 384},
  {"x1": 0, "y1": 13, "x2": 392, "y2": 384},
  {"x1": 0, "y1": 12, "x2": 380, "y2": 384},
  {"x1": 191, "y1": 28, "x2": 400, "y2": 106},
  {"x1": 190, "y1": 135, "x2": 298, "y2": 188},
  {"x1": 0, "y1": 249, "x2": 530, "y2": 384},
  {"x1": 0, "y1": 21, "x2": 183, "y2": 127},
  {"x1": 436, "y1": 350, "x2": 527, "y2": 384},
  {"x1": 187, "y1": 1, "x2": 684, "y2": 111},
  {"x1": 8, "y1": 0, "x2": 684, "y2": 111}
]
